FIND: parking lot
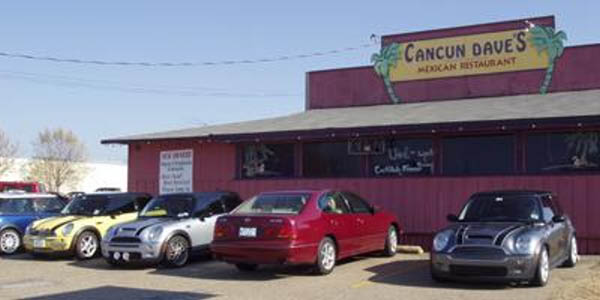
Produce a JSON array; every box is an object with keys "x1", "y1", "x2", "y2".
[{"x1": 0, "y1": 253, "x2": 598, "y2": 300}]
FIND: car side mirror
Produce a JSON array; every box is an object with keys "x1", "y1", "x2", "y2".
[
  {"x1": 552, "y1": 215, "x2": 566, "y2": 223},
  {"x1": 371, "y1": 204, "x2": 381, "y2": 214},
  {"x1": 447, "y1": 214, "x2": 459, "y2": 222}
]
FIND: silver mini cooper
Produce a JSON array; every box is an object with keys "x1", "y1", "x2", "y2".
[
  {"x1": 101, "y1": 192, "x2": 242, "y2": 268},
  {"x1": 431, "y1": 190, "x2": 577, "y2": 286}
]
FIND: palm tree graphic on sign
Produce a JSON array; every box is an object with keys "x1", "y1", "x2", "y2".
[
  {"x1": 528, "y1": 24, "x2": 568, "y2": 94},
  {"x1": 371, "y1": 43, "x2": 402, "y2": 104}
]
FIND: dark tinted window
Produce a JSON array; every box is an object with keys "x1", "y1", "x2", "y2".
[
  {"x1": 318, "y1": 193, "x2": 350, "y2": 214},
  {"x1": 140, "y1": 195, "x2": 194, "y2": 218},
  {"x1": 303, "y1": 142, "x2": 362, "y2": 178},
  {"x1": 33, "y1": 197, "x2": 65, "y2": 213},
  {"x1": 459, "y1": 195, "x2": 541, "y2": 222},
  {"x1": 442, "y1": 135, "x2": 515, "y2": 175},
  {"x1": 527, "y1": 132, "x2": 600, "y2": 173},
  {"x1": 241, "y1": 143, "x2": 295, "y2": 178},
  {"x1": 370, "y1": 138, "x2": 434, "y2": 176},
  {"x1": 343, "y1": 192, "x2": 371, "y2": 214},
  {"x1": 0, "y1": 198, "x2": 34, "y2": 214},
  {"x1": 63, "y1": 194, "x2": 137, "y2": 216},
  {"x1": 223, "y1": 195, "x2": 242, "y2": 212}
]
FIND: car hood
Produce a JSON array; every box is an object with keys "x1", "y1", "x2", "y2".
[
  {"x1": 114, "y1": 217, "x2": 181, "y2": 236},
  {"x1": 444, "y1": 222, "x2": 532, "y2": 246},
  {"x1": 33, "y1": 215, "x2": 93, "y2": 231}
]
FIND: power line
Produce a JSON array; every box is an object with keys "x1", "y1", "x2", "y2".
[
  {"x1": 0, "y1": 42, "x2": 376, "y2": 67},
  {"x1": 0, "y1": 69, "x2": 301, "y2": 98}
]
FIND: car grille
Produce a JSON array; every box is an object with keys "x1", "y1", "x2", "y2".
[
  {"x1": 29, "y1": 229, "x2": 55, "y2": 237},
  {"x1": 450, "y1": 265, "x2": 508, "y2": 277},
  {"x1": 451, "y1": 247, "x2": 506, "y2": 260},
  {"x1": 110, "y1": 237, "x2": 141, "y2": 243}
]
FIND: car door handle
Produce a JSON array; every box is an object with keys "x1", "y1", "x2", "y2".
[
  {"x1": 330, "y1": 220, "x2": 338, "y2": 226},
  {"x1": 357, "y1": 219, "x2": 365, "y2": 224}
]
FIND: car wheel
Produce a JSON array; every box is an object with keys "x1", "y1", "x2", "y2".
[
  {"x1": 315, "y1": 237, "x2": 336, "y2": 275},
  {"x1": 0, "y1": 229, "x2": 21, "y2": 255},
  {"x1": 562, "y1": 236, "x2": 578, "y2": 268},
  {"x1": 531, "y1": 247, "x2": 550, "y2": 287},
  {"x1": 383, "y1": 226, "x2": 398, "y2": 257},
  {"x1": 235, "y1": 263, "x2": 259, "y2": 272},
  {"x1": 75, "y1": 231, "x2": 100, "y2": 260},
  {"x1": 162, "y1": 235, "x2": 190, "y2": 268}
]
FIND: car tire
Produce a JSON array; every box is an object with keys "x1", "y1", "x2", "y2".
[
  {"x1": 562, "y1": 236, "x2": 578, "y2": 268},
  {"x1": 162, "y1": 235, "x2": 190, "y2": 268},
  {"x1": 235, "y1": 263, "x2": 259, "y2": 272},
  {"x1": 531, "y1": 247, "x2": 550, "y2": 287},
  {"x1": 75, "y1": 231, "x2": 100, "y2": 260},
  {"x1": 383, "y1": 226, "x2": 398, "y2": 257},
  {"x1": 0, "y1": 228, "x2": 21, "y2": 255},
  {"x1": 315, "y1": 237, "x2": 336, "y2": 275}
]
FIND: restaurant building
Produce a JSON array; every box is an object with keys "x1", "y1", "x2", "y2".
[{"x1": 103, "y1": 16, "x2": 600, "y2": 254}]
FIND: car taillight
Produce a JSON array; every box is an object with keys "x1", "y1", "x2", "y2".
[
  {"x1": 276, "y1": 224, "x2": 296, "y2": 240},
  {"x1": 214, "y1": 223, "x2": 230, "y2": 239}
]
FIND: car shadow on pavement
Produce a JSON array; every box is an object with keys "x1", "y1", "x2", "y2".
[
  {"x1": 67, "y1": 253, "x2": 215, "y2": 271},
  {"x1": 0, "y1": 252, "x2": 73, "y2": 261},
  {"x1": 364, "y1": 259, "x2": 513, "y2": 290},
  {"x1": 20, "y1": 285, "x2": 217, "y2": 300}
]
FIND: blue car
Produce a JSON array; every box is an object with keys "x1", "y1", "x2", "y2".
[{"x1": 0, "y1": 192, "x2": 66, "y2": 254}]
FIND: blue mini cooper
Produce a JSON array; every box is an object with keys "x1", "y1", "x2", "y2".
[{"x1": 0, "y1": 192, "x2": 66, "y2": 254}]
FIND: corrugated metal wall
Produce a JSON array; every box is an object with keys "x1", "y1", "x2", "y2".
[{"x1": 129, "y1": 142, "x2": 600, "y2": 254}]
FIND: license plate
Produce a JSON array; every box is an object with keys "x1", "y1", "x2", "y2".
[
  {"x1": 239, "y1": 227, "x2": 257, "y2": 238},
  {"x1": 33, "y1": 239, "x2": 46, "y2": 248}
]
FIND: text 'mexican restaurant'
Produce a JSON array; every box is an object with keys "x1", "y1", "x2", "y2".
[{"x1": 104, "y1": 16, "x2": 600, "y2": 254}]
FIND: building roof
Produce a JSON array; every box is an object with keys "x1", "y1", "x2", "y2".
[{"x1": 102, "y1": 89, "x2": 600, "y2": 144}]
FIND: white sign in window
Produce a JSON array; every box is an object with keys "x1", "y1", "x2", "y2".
[{"x1": 159, "y1": 149, "x2": 193, "y2": 194}]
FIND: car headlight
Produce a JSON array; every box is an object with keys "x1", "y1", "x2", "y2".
[
  {"x1": 147, "y1": 226, "x2": 163, "y2": 242},
  {"x1": 514, "y1": 235, "x2": 534, "y2": 254},
  {"x1": 61, "y1": 223, "x2": 74, "y2": 236},
  {"x1": 433, "y1": 230, "x2": 453, "y2": 252}
]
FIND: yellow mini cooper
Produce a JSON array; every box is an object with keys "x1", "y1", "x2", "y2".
[{"x1": 23, "y1": 192, "x2": 152, "y2": 259}]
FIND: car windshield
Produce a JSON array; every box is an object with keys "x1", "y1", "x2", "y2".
[
  {"x1": 140, "y1": 195, "x2": 194, "y2": 218},
  {"x1": 62, "y1": 194, "x2": 135, "y2": 216},
  {"x1": 233, "y1": 194, "x2": 309, "y2": 215},
  {"x1": 0, "y1": 197, "x2": 64, "y2": 214},
  {"x1": 459, "y1": 195, "x2": 542, "y2": 222}
]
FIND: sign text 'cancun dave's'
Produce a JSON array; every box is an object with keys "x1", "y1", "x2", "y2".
[{"x1": 390, "y1": 29, "x2": 550, "y2": 81}]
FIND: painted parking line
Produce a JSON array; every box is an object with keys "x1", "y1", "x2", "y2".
[{"x1": 351, "y1": 261, "x2": 427, "y2": 289}]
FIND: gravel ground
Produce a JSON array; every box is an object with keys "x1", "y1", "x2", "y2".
[{"x1": 0, "y1": 253, "x2": 598, "y2": 300}]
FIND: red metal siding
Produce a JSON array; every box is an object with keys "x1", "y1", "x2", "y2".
[{"x1": 128, "y1": 142, "x2": 600, "y2": 254}]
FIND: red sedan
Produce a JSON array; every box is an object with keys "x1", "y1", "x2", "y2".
[{"x1": 210, "y1": 190, "x2": 401, "y2": 275}]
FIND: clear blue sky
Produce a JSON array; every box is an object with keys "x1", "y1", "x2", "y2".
[{"x1": 0, "y1": 1, "x2": 596, "y2": 163}]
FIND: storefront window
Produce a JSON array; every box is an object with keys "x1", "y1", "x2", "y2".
[
  {"x1": 303, "y1": 142, "x2": 362, "y2": 178},
  {"x1": 241, "y1": 143, "x2": 295, "y2": 178},
  {"x1": 370, "y1": 138, "x2": 434, "y2": 176},
  {"x1": 442, "y1": 135, "x2": 515, "y2": 175},
  {"x1": 526, "y1": 132, "x2": 600, "y2": 173}
]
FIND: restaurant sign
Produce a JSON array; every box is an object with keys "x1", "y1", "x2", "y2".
[{"x1": 389, "y1": 29, "x2": 549, "y2": 82}]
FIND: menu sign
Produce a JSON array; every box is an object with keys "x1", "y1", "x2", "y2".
[{"x1": 159, "y1": 149, "x2": 193, "y2": 194}]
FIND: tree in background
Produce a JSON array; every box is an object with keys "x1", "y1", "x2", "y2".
[
  {"x1": 0, "y1": 129, "x2": 18, "y2": 177},
  {"x1": 371, "y1": 43, "x2": 402, "y2": 104},
  {"x1": 24, "y1": 128, "x2": 88, "y2": 192}
]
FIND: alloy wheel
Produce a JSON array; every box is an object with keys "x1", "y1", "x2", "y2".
[
  {"x1": 320, "y1": 242, "x2": 336, "y2": 271},
  {"x1": 0, "y1": 229, "x2": 20, "y2": 254},
  {"x1": 540, "y1": 249, "x2": 549, "y2": 284},
  {"x1": 79, "y1": 233, "x2": 98, "y2": 258},
  {"x1": 165, "y1": 236, "x2": 189, "y2": 267},
  {"x1": 571, "y1": 237, "x2": 578, "y2": 264},
  {"x1": 389, "y1": 228, "x2": 398, "y2": 253}
]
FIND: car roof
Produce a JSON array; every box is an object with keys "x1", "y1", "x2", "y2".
[
  {"x1": 0, "y1": 192, "x2": 59, "y2": 199},
  {"x1": 258, "y1": 190, "x2": 323, "y2": 196},
  {"x1": 472, "y1": 190, "x2": 552, "y2": 198},
  {"x1": 158, "y1": 191, "x2": 237, "y2": 198}
]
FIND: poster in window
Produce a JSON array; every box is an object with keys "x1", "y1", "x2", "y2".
[
  {"x1": 241, "y1": 144, "x2": 294, "y2": 178},
  {"x1": 370, "y1": 139, "x2": 434, "y2": 176},
  {"x1": 527, "y1": 132, "x2": 600, "y2": 172}
]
